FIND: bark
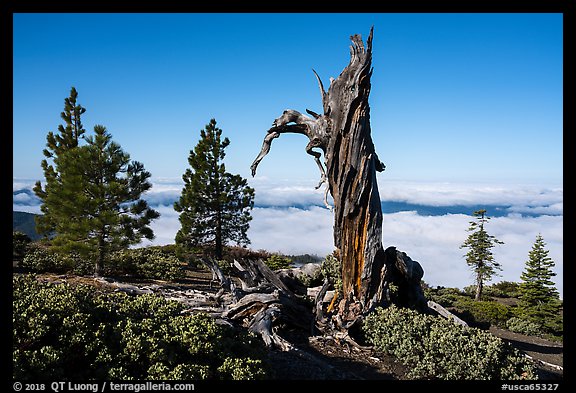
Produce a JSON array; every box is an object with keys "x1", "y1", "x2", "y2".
[
  {"x1": 250, "y1": 27, "x2": 427, "y2": 326},
  {"x1": 200, "y1": 257, "x2": 241, "y2": 301},
  {"x1": 95, "y1": 233, "x2": 105, "y2": 277},
  {"x1": 190, "y1": 257, "x2": 313, "y2": 347},
  {"x1": 427, "y1": 300, "x2": 468, "y2": 327},
  {"x1": 475, "y1": 276, "x2": 483, "y2": 301},
  {"x1": 93, "y1": 257, "x2": 313, "y2": 350}
]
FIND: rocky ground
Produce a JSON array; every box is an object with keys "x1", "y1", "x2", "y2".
[{"x1": 24, "y1": 266, "x2": 563, "y2": 381}]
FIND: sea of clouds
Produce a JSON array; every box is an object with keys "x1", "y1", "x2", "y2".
[{"x1": 14, "y1": 177, "x2": 563, "y2": 297}]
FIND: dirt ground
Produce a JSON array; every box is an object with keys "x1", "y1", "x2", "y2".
[
  {"x1": 24, "y1": 267, "x2": 563, "y2": 381},
  {"x1": 261, "y1": 324, "x2": 563, "y2": 381},
  {"x1": 489, "y1": 326, "x2": 563, "y2": 380}
]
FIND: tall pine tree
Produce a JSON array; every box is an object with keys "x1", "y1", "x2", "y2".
[
  {"x1": 174, "y1": 119, "x2": 255, "y2": 259},
  {"x1": 517, "y1": 234, "x2": 561, "y2": 333},
  {"x1": 34, "y1": 88, "x2": 159, "y2": 275},
  {"x1": 34, "y1": 87, "x2": 86, "y2": 236},
  {"x1": 460, "y1": 209, "x2": 504, "y2": 301},
  {"x1": 54, "y1": 125, "x2": 160, "y2": 275}
]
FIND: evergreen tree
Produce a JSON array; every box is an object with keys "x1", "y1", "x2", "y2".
[
  {"x1": 517, "y1": 234, "x2": 561, "y2": 333},
  {"x1": 33, "y1": 87, "x2": 159, "y2": 276},
  {"x1": 50, "y1": 125, "x2": 160, "y2": 275},
  {"x1": 460, "y1": 209, "x2": 504, "y2": 301},
  {"x1": 174, "y1": 119, "x2": 255, "y2": 259},
  {"x1": 33, "y1": 87, "x2": 86, "y2": 236}
]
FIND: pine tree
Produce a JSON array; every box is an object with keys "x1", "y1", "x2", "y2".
[
  {"x1": 174, "y1": 119, "x2": 255, "y2": 259},
  {"x1": 50, "y1": 125, "x2": 160, "y2": 275},
  {"x1": 33, "y1": 87, "x2": 86, "y2": 236},
  {"x1": 460, "y1": 209, "x2": 504, "y2": 301},
  {"x1": 517, "y1": 234, "x2": 561, "y2": 333},
  {"x1": 33, "y1": 87, "x2": 159, "y2": 275}
]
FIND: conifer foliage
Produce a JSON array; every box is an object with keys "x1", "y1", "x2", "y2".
[
  {"x1": 460, "y1": 209, "x2": 504, "y2": 301},
  {"x1": 174, "y1": 119, "x2": 255, "y2": 259},
  {"x1": 517, "y1": 234, "x2": 561, "y2": 334},
  {"x1": 34, "y1": 87, "x2": 86, "y2": 236},
  {"x1": 33, "y1": 88, "x2": 159, "y2": 275}
]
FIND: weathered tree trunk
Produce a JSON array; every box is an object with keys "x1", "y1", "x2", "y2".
[
  {"x1": 95, "y1": 233, "x2": 106, "y2": 277},
  {"x1": 251, "y1": 27, "x2": 427, "y2": 327},
  {"x1": 322, "y1": 28, "x2": 385, "y2": 324},
  {"x1": 475, "y1": 274, "x2": 483, "y2": 301}
]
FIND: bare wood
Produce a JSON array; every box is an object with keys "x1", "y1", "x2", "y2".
[
  {"x1": 231, "y1": 258, "x2": 293, "y2": 296},
  {"x1": 223, "y1": 291, "x2": 280, "y2": 320},
  {"x1": 427, "y1": 300, "x2": 468, "y2": 327},
  {"x1": 200, "y1": 257, "x2": 241, "y2": 301},
  {"x1": 313, "y1": 279, "x2": 331, "y2": 331},
  {"x1": 250, "y1": 27, "x2": 428, "y2": 327}
]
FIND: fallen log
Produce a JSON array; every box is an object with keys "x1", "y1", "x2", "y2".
[{"x1": 427, "y1": 300, "x2": 468, "y2": 327}]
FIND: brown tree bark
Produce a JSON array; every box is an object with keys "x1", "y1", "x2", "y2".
[{"x1": 251, "y1": 27, "x2": 427, "y2": 327}]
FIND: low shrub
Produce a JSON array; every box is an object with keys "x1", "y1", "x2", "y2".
[
  {"x1": 487, "y1": 281, "x2": 522, "y2": 298},
  {"x1": 463, "y1": 282, "x2": 522, "y2": 299},
  {"x1": 13, "y1": 231, "x2": 32, "y2": 261},
  {"x1": 20, "y1": 245, "x2": 74, "y2": 273},
  {"x1": 506, "y1": 317, "x2": 543, "y2": 337},
  {"x1": 263, "y1": 254, "x2": 293, "y2": 271},
  {"x1": 424, "y1": 286, "x2": 465, "y2": 307},
  {"x1": 362, "y1": 305, "x2": 537, "y2": 380},
  {"x1": 511, "y1": 304, "x2": 563, "y2": 339},
  {"x1": 320, "y1": 253, "x2": 342, "y2": 292},
  {"x1": 107, "y1": 247, "x2": 185, "y2": 281},
  {"x1": 13, "y1": 275, "x2": 267, "y2": 380},
  {"x1": 453, "y1": 297, "x2": 510, "y2": 327},
  {"x1": 19, "y1": 244, "x2": 184, "y2": 281}
]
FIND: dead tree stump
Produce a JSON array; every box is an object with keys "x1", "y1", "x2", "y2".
[{"x1": 251, "y1": 27, "x2": 428, "y2": 329}]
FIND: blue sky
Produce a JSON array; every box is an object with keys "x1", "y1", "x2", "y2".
[
  {"x1": 13, "y1": 13, "x2": 563, "y2": 184},
  {"x1": 12, "y1": 13, "x2": 563, "y2": 294}
]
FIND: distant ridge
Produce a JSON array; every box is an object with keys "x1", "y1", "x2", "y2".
[{"x1": 13, "y1": 211, "x2": 41, "y2": 240}]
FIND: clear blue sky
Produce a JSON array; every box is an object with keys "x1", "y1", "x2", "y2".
[{"x1": 13, "y1": 13, "x2": 563, "y2": 185}]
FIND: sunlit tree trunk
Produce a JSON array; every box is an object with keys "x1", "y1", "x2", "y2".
[{"x1": 251, "y1": 27, "x2": 427, "y2": 327}]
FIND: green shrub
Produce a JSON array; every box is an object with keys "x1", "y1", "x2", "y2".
[
  {"x1": 217, "y1": 357, "x2": 267, "y2": 380},
  {"x1": 263, "y1": 254, "x2": 293, "y2": 271},
  {"x1": 463, "y1": 282, "x2": 522, "y2": 299},
  {"x1": 70, "y1": 254, "x2": 95, "y2": 276},
  {"x1": 506, "y1": 317, "x2": 543, "y2": 336},
  {"x1": 320, "y1": 253, "x2": 342, "y2": 292},
  {"x1": 487, "y1": 281, "x2": 522, "y2": 298},
  {"x1": 108, "y1": 247, "x2": 185, "y2": 281},
  {"x1": 424, "y1": 286, "x2": 465, "y2": 307},
  {"x1": 13, "y1": 275, "x2": 267, "y2": 380},
  {"x1": 18, "y1": 244, "x2": 184, "y2": 281},
  {"x1": 511, "y1": 303, "x2": 563, "y2": 339},
  {"x1": 363, "y1": 305, "x2": 537, "y2": 380},
  {"x1": 13, "y1": 231, "x2": 32, "y2": 261},
  {"x1": 20, "y1": 246, "x2": 74, "y2": 273},
  {"x1": 453, "y1": 297, "x2": 510, "y2": 327}
]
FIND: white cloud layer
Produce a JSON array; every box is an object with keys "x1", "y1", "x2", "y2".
[
  {"x1": 379, "y1": 180, "x2": 563, "y2": 213},
  {"x1": 14, "y1": 178, "x2": 563, "y2": 297},
  {"x1": 15, "y1": 177, "x2": 563, "y2": 213},
  {"x1": 138, "y1": 205, "x2": 563, "y2": 298},
  {"x1": 381, "y1": 211, "x2": 563, "y2": 298}
]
